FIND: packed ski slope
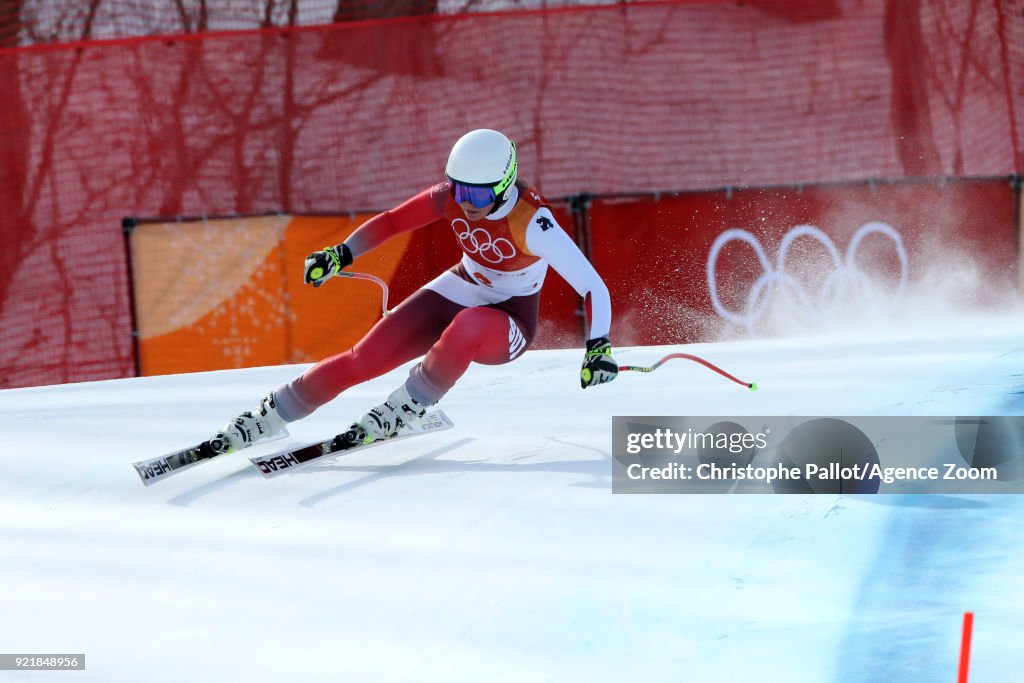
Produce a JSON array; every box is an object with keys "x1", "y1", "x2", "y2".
[{"x1": 1, "y1": 312, "x2": 1023, "y2": 682}]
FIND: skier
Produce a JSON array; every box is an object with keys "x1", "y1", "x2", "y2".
[{"x1": 210, "y1": 129, "x2": 618, "y2": 455}]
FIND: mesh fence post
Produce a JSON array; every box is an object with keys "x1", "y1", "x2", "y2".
[{"x1": 121, "y1": 217, "x2": 142, "y2": 378}]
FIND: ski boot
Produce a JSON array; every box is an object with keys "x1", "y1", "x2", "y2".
[
  {"x1": 334, "y1": 384, "x2": 429, "y2": 451},
  {"x1": 210, "y1": 392, "x2": 289, "y2": 456}
]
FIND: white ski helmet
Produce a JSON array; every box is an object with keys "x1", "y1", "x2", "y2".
[{"x1": 445, "y1": 129, "x2": 518, "y2": 203}]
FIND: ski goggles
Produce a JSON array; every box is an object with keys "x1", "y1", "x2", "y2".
[{"x1": 451, "y1": 181, "x2": 497, "y2": 209}]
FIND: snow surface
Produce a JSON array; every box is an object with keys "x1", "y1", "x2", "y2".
[{"x1": 1, "y1": 312, "x2": 1023, "y2": 682}]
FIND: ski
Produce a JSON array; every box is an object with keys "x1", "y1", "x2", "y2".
[
  {"x1": 133, "y1": 441, "x2": 219, "y2": 486},
  {"x1": 249, "y1": 410, "x2": 454, "y2": 478},
  {"x1": 132, "y1": 429, "x2": 289, "y2": 487}
]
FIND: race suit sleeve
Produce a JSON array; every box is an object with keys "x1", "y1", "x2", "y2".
[
  {"x1": 524, "y1": 207, "x2": 612, "y2": 340},
  {"x1": 344, "y1": 184, "x2": 448, "y2": 258}
]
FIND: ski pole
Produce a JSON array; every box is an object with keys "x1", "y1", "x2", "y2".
[
  {"x1": 336, "y1": 271, "x2": 391, "y2": 317},
  {"x1": 619, "y1": 353, "x2": 758, "y2": 391}
]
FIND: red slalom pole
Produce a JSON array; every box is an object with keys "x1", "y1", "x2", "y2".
[
  {"x1": 619, "y1": 353, "x2": 758, "y2": 391},
  {"x1": 958, "y1": 612, "x2": 974, "y2": 683}
]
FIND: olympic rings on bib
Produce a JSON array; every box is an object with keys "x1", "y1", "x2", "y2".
[{"x1": 451, "y1": 219, "x2": 517, "y2": 264}]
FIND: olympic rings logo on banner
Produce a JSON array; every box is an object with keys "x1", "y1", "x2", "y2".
[
  {"x1": 706, "y1": 222, "x2": 909, "y2": 334},
  {"x1": 451, "y1": 219, "x2": 517, "y2": 264}
]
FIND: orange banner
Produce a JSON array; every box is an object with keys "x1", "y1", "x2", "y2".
[{"x1": 131, "y1": 215, "x2": 411, "y2": 376}]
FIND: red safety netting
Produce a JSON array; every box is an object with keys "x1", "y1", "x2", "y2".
[
  {"x1": 0, "y1": 0, "x2": 655, "y2": 47},
  {"x1": 0, "y1": 0, "x2": 1021, "y2": 388}
]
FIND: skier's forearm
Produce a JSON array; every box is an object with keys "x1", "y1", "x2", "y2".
[
  {"x1": 583, "y1": 278, "x2": 612, "y2": 340},
  {"x1": 344, "y1": 211, "x2": 402, "y2": 259}
]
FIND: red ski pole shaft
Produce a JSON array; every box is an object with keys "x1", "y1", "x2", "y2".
[{"x1": 619, "y1": 353, "x2": 758, "y2": 391}]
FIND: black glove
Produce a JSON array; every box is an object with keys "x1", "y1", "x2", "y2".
[
  {"x1": 581, "y1": 336, "x2": 618, "y2": 389},
  {"x1": 304, "y1": 243, "x2": 353, "y2": 287}
]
